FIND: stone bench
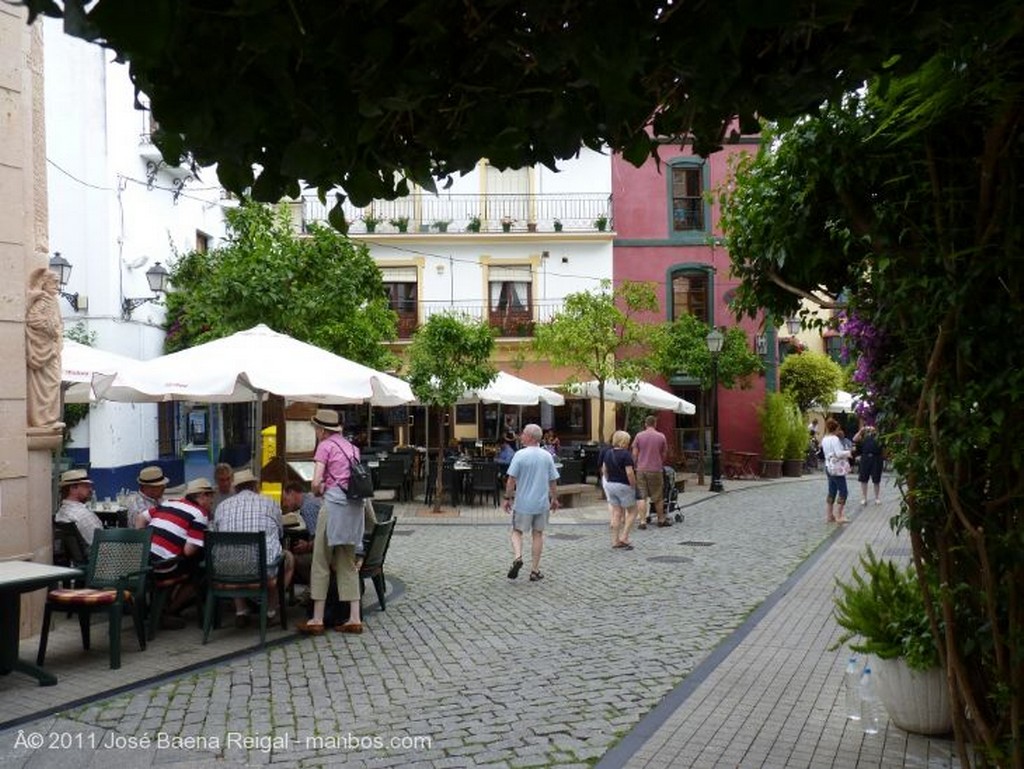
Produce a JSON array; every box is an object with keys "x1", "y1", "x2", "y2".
[{"x1": 555, "y1": 483, "x2": 595, "y2": 508}]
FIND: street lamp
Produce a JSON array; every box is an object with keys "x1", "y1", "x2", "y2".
[
  {"x1": 706, "y1": 327, "x2": 725, "y2": 493},
  {"x1": 121, "y1": 261, "x2": 170, "y2": 319},
  {"x1": 785, "y1": 315, "x2": 801, "y2": 336},
  {"x1": 48, "y1": 252, "x2": 80, "y2": 312}
]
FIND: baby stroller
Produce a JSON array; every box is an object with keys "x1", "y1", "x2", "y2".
[{"x1": 642, "y1": 465, "x2": 685, "y2": 525}]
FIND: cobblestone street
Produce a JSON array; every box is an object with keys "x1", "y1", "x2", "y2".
[{"x1": 1, "y1": 479, "x2": 834, "y2": 768}]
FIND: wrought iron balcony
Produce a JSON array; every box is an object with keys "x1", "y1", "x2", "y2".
[
  {"x1": 303, "y1": 193, "x2": 613, "y2": 234},
  {"x1": 388, "y1": 300, "x2": 565, "y2": 339}
]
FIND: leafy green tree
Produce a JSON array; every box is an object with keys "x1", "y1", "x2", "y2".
[
  {"x1": 164, "y1": 200, "x2": 397, "y2": 370},
  {"x1": 718, "y1": 33, "x2": 1024, "y2": 763},
  {"x1": 18, "y1": 1, "x2": 980, "y2": 223},
  {"x1": 649, "y1": 314, "x2": 763, "y2": 479},
  {"x1": 778, "y1": 351, "x2": 843, "y2": 413},
  {"x1": 534, "y1": 281, "x2": 658, "y2": 442},
  {"x1": 406, "y1": 314, "x2": 495, "y2": 512}
]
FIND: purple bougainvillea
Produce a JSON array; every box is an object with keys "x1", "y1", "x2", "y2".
[{"x1": 839, "y1": 310, "x2": 884, "y2": 421}]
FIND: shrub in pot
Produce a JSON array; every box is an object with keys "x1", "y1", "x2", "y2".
[
  {"x1": 758, "y1": 392, "x2": 789, "y2": 477},
  {"x1": 782, "y1": 399, "x2": 806, "y2": 476},
  {"x1": 833, "y1": 546, "x2": 952, "y2": 735}
]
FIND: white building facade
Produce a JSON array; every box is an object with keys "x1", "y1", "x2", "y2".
[{"x1": 44, "y1": 19, "x2": 228, "y2": 496}]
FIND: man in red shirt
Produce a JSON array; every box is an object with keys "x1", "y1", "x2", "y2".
[
  {"x1": 632, "y1": 415, "x2": 670, "y2": 528},
  {"x1": 142, "y1": 477, "x2": 213, "y2": 628}
]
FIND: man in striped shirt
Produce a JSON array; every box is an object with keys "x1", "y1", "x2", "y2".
[{"x1": 142, "y1": 477, "x2": 213, "y2": 629}]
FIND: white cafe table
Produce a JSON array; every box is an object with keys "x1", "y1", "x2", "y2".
[{"x1": 0, "y1": 560, "x2": 83, "y2": 686}]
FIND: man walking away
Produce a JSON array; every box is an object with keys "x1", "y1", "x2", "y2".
[
  {"x1": 632, "y1": 415, "x2": 670, "y2": 527},
  {"x1": 503, "y1": 424, "x2": 560, "y2": 582}
]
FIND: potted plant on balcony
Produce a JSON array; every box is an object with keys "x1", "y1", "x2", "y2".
[
  {"x1": 833, "y1": 547, "x2": 952, "y2": 735},
  {"x1": 501, "y1": 215, "x2": 514, "y2": 232},
  {"x1": 389, "y1": 216, "x2": 409, "y2": 233},
  {"x1": 466, "y1": 215, "x2": 481, "y2": 233},
  {"x1": 432, "y1": 219, "x2": 452, "y2": 233},
  {"x1": 553, "y1": 218, "x2": 563, "y2": 232},
  {"x1": 363, "y1": 213, "x2": 381, "y2": 233},
  {"x1": 757, "y1": 391, "x2": 789, "y2": 478},
  {"x1": 594, "y1": 214, "x2": 608, "y2": 231}
]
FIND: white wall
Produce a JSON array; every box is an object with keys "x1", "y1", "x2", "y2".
[{"x1": 44, "y1": 20, "x2": 228, "y2": 469}]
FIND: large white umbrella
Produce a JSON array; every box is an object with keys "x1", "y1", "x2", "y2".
[
  {"x1": 466, "y1": 371, "x2": 565, "y2": 406},
  {"x1": 61, "y1": 339, "x2": 141, "y2": 404},
  {"x1": 92, "y1": 324, "x2": 415, "y2": 471},
  {"x1": 92, "y1": 324, "x2": 413, "y2": 406},
  {"x1": 569, "y1": 379, "x2": 696, "y2": 415},
  {"x1": 826, "y1": 390, "x2": 861, "y2": 413}
]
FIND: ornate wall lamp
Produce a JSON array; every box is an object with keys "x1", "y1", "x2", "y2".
[
  {"x1": 48, "y1": 252, "x2": 84, "y2": 312},
  {"x1": 121, "y1": 261, "x2": 170, "y2": 319}
]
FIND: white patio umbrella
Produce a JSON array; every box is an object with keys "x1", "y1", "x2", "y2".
[
  {"x1": 569, "y1": 379, "x2": 696, "y2": 415},
  {"x1": 92, "y1": 324, "x2": 415, "y2": 471},
  {"x1": 826, "y1": 390, "x2": 860, "y2": 412},
  {"x1": 61, "y1": 339, "x2": 141, "y2": 404},
  {"x1": 466, "y1": 371, "x2": 565, "y2": 406}
]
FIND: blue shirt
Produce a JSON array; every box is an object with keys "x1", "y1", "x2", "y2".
[
  {"x1": 298, "y1": 492, "x2": 321, "y2": 534},
  {"x1": 506, "y1": 446, "x2": 560, "y2": 514}
]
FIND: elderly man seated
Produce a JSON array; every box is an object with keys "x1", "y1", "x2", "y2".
[
  {"x1": 141, "y1": 477, "x2": 214, "y2": 629},
  {"x1": 55, "y1": 468, "x2": 103, "y2": 547},
  {"x1": 212, "y1": 469, "x2": 294, "y2": 627},
  {"x1": 127, "y1": 465, "x2": 170, "y2": 529}
]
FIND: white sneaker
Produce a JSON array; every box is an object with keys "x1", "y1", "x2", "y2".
[
  {"x1": 875, "y1": 500, "x2": 882, "y2": 506},
  {"x1": 860, "y1": 498, "x2": 867, "y2": 506}
]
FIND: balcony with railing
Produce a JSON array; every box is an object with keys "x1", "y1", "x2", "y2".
[
  {"x1": 304, "y1": 193, "x2": 613, "y2": 234},
  {"x1": 388, "y1": 299, "x2": 565, "y2": 339}
]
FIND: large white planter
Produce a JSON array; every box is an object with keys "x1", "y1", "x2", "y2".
[{"x1": 873, "y1": 657, "x2": 953, "y2": 735}]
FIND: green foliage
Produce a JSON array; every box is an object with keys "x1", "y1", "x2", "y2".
[
  {"x1": 61, "y1": 323, "x2": 96, "y2": 443},
  {"x1": 650, "y1": 314, "x2": 763, "y2": 392},
  {"x1": 534, "y1": 280, "x2": 659, "y2": 441},
  {"x1": 832, "y1": 547, "x2": 941, "y2": 671},
  {"x1": 406, "y1": 314, "x2": 496, "y2": 407},
  {"x1": 779, "y1": 352, "x2": 843, "y2": 413},
  {"x1": 21, "y1": 0, "x2": 984, "y2": 213},
  {"x1": 783, "y1": 400, "x2": 807, "y2": 461},
  {"x1": 757, "y1": 392, "x2": 791, "y2": 461},
  {"x1": 164, "y1": 200, "x2": 397, "y2": 370},
  {"x1": 388, "y1": 217, "x2": 409, "y2": 232},
  {"x1": 466, "y1": 216, "x2": 481, "y2": 233}
]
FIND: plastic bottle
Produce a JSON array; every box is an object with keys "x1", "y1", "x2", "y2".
[
  {"x1": 844, "y1": 656, "x2": 862, "y2": 720},
  {"x1": 860, "y1": 666, "x2": 881, "y2": 734}
]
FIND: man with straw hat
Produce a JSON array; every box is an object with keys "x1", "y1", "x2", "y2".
[
  {"x1": 127, "y1": 465, "x2": 170, "y2": 529},
  {"x1": 55, "y1": 468, "x2": 103, "y2": 546}
]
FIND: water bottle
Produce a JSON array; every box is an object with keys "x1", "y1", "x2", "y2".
[
  {"x1": 844, "y1": 656, "x2": 861, "y2": 720},
  {"x1": 860, "y1": 666, "x2": 881, "y2": 734}
]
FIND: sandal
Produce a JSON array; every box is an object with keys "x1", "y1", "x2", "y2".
[
  {"x1": 529, "y1": 571, "x2": 544, "y2": 582},
  {"x1": 335, "y1": 622, "x2": 364, "y2": 634},
  {"x1": 507, "y1": 557, "x2": 524, "y2": 580}
]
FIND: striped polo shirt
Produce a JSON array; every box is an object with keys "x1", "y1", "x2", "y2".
[{"x1": 148, "y1": 498, "x2": 208, "y2": 565}]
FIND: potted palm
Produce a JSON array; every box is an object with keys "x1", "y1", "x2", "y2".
[
  {"x1": 833, "y1": 547, "x2": 952, "y2": 735},
  {"x1": 757, "y1": 392, "x2": 789, "y2": 478},
  {"x1": 594, "y1": 214, "x2": 608, "y2": 231}
]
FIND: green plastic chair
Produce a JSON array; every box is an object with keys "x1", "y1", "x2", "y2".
[
  {"x1": 37, "y1": 528, "x2": 152, "y2": 670},
  {"x1": 202, "y1": 531, "x2": 285, "y2": 646}
]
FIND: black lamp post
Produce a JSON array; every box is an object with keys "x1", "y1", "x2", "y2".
[
  {"x1": 706, "y1": 327, "x2": 725, "y2": 493},
  {"x1": 48, "y1": 252, "x2": 80, "y2": 312},
  {"x1": 121, "y1": 261, "x2": 170, "y2": 319}
]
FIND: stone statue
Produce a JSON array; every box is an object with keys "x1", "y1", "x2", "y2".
[{"x1": 26, "y1": 267, "x2": 63, "y2": 428}]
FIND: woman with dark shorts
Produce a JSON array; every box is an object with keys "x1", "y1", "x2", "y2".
[{"x1": 853, "y1": 424, "x2": 883, "y2": 506}]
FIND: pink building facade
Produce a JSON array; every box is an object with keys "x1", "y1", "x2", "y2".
[{"x1": 611, "y1": 137, "x2": 774, "y2": 459}]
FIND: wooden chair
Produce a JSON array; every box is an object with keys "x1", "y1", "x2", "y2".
[
  {"x1": 202, "y1": 532, "x2": 285, "y2": 646},
  {"x1": 359, "y1": 518, "x2": 397, "y2": 610},
  {"x1": 37, "y1": 528, "x2": 152, "y2": 670}
]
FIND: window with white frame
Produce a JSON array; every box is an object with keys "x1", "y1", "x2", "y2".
[
  {"x1": 380, "y1": 266, "x2": 418, "y2": 337},
  {"x1": 488, "y1": 264, "x2": 534, "y2": 336}
]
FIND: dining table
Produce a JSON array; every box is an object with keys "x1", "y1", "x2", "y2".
[{"x1": 0, "y1": 560, "x2": 83, "y2": 686}]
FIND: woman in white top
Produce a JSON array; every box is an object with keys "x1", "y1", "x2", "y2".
[{"x1": 821, "y1": 418, "x2": 852, "y2": 524}]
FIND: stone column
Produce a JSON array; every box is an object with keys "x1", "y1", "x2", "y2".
[{"x1": 1, "y1": 6, "x2": 55, "y2": 638}]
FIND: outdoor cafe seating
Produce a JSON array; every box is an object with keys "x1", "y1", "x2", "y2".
[{"x1": 37, "y1": 528, "x2": 152, "y2": 670}]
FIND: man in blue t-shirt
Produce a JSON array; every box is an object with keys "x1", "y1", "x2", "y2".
[{"x1": 503, "y1": 424, "x2": 560, "y2": 582}]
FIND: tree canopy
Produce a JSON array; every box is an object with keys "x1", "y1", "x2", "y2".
[
  {"x1": 165, "y1": 201, "x2": 397, "y2": 369},
  {"x1": 778, "y1": 351, "x2": 843, "y2": 413},
  {"x1": 534, "y1": 280, "x2": 658, "y2": 442},
  {"x1": 21, "y1": 0, "x2": 988, "y2": 226}
]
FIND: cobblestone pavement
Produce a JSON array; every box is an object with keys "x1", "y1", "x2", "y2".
[{"x1": 0, "y1": 478, "x2": 832, "y2": 768}]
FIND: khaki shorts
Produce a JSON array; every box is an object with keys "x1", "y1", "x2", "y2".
[{"x1": 636, "y1": 471, "x2": 664, "y2": 503}]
